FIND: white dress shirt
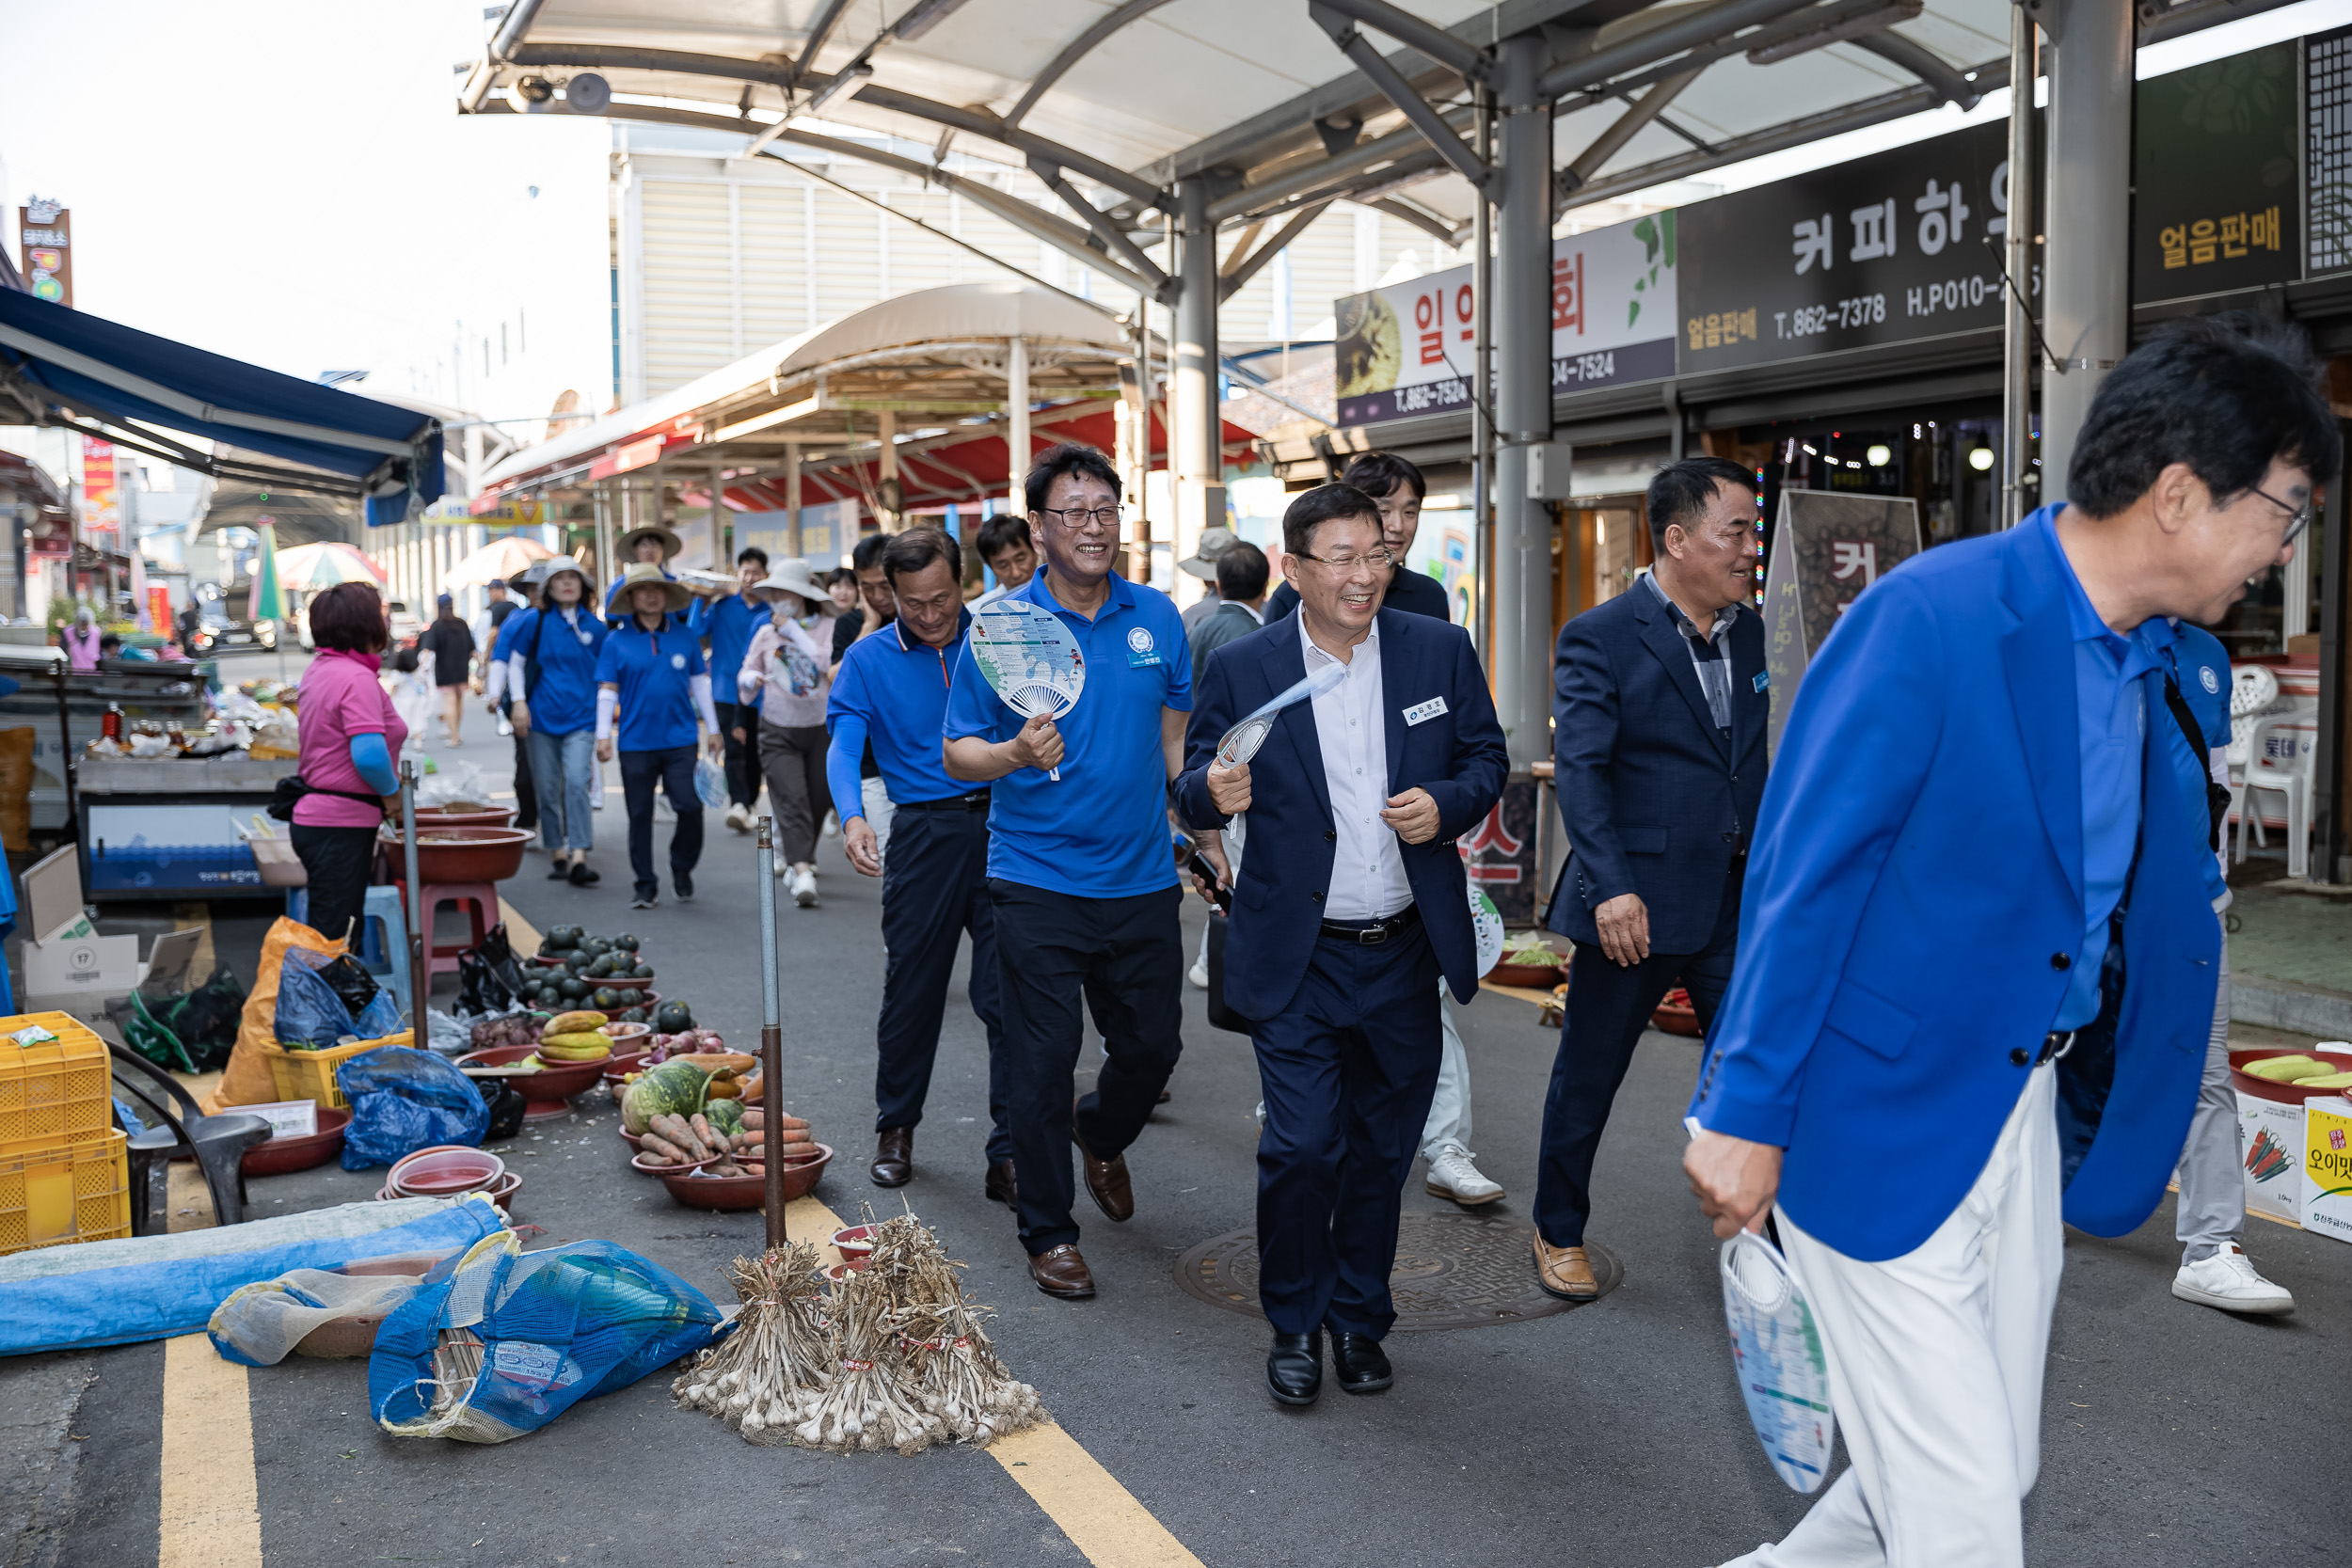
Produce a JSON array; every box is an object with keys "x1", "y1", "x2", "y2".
[{"x1": 1301, "y1": 614, "x2": 1411, "y2": 920}]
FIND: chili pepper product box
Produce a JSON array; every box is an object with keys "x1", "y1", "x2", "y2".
[
  {"x1": 2237, "y1": 1090, "x2": 2306, "y2": 1226},
  {"x1": 2301, "y1": 1096, "x2": 2352, "y2": 1245}
]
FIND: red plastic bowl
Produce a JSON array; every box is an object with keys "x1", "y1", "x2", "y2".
[
  {"x1": 832, "y1": 1223, "x2": 880, "y2": 1261},
  {"x1": 412, "y1": 805, "x2": 517, "y2": 830},
  {"x1": 1651, "y1": 988, "x2": 1702, "y2": 1037},
  {"x1": 632, "y1": 1150, "x2": 715, "y2": 1177},
  {"x1": 379, "y1": 824, "x2": 531, "y2": 882},
  {"x1": 457, "y1": 1043, "x2": 606, "y2": 1119},
  {"x1": 2229, "y1": 1047, "x2": 2352, "y2": 1105},
  {"x1": 242, "y1": 1106, "x2": 351, "y2": 1177},
  {"x1": 661, "y1": 1144, "x2": 833, "y2": 1210},
  {"x1": 388, "y1": 1146, "x2": 505, "y2": 1196}
]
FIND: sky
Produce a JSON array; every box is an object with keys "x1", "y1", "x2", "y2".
[{"x1": 2, "y1": 0, "x2": 2345, "y2": 432}]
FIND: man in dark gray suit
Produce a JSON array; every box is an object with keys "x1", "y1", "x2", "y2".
[{"x1": 1533, "y1": 455, "x2": 1767, "y2": 1299}]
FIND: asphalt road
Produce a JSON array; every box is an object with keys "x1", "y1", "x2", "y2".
[{"x1": 1, "y1": 707, "x2": 2343, "y2": 1567}]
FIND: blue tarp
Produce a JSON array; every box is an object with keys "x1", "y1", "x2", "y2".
[
  {"x1": 0, "y1": 1196, "x2": 506, "y2": 1357},
  {"x1": 0, "y1": 290, "x2": 443, "y2": 527}
]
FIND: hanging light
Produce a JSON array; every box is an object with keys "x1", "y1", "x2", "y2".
[
  {"x1": 1969, "y1": 447, "x2": 1996, "y2": 471},
  {"x1": 1866, "y1": 443, "x2": 1892, "y2": 467}
]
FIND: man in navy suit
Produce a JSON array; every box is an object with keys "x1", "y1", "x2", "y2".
[
  {"x1": 1176, "y1": 483, "x2": 1505, "y2": 1407},
  {"x1": 1686, "y1": 315, "x2": 2337, "y2": 1567},
  {"x1": 1533, "y1": 455, "x2": 1767, "y2": 1299}
]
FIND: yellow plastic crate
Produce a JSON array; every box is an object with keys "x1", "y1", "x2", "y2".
[
  {"x1": 0, "y1": 1128, "x2": 131, "y2": 1256},
  {"x1": 256, "y1": 1031, "x2": 411, "y2": 1111},
  {"x1": 0, "y1": 1013, "x2": 114, "y2": 1154}
]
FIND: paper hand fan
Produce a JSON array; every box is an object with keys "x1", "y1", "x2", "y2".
[
  {"x1": 1470, "y1": 887, "x2": 1504, "y2": 977},
  {"x1": 971, "y1": 600, "x2": 1086, "y2": 782},
  {"x1": 1719, "y1": 1227, "x2": 1836, "y2": 1494},
  {"x1": 1214, "y1": 661, "x2": 1348, "y2": 769}
]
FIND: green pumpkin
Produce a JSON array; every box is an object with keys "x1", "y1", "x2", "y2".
[
  {"x1": 547, "y1": 926, "x2": 582, "y2": 950},
  {"x1": 631, "y1": 963, "x2": 655, "y2": 979},
  {"x1": 618, "y1": 1006, "x2": 648, "y2": 1024},
  {"x1": 614, "y1": 933, "x2": 641, "y2": 951},
  {"x1": 621, "y1": 1059, "x2": 710, "y2": 1134},
  {"x1": 704, "y1": 1100, "x2": 745, "y2": 1137},
  {"x1": 559, "y1": 976, "x2": 589, "y2": 1001},
  {"x1": 653, "y1": 1000, "x2": 693, "y2": 1033}
]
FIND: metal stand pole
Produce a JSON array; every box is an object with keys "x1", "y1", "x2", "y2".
[
  {"x1": 400, "y1": 760, "x2": 428, "y2": 1030},
  {"x1": 1492, "y1": 30, "x2": 1555, "y2": 767},
  {"x1": 1471, "y1": 82, "x2": 1495, "y2": 661},
  {"x1": 2038, "y1": 0, "x2": 2134, "y2": 493},
  {"x1": 757, "y1": 815, "x2": 786, "y2": 1245},
  {"x1": 1172, "y1": 179, "x2": 1225, "y2": 583},
  {"x1": 1999, "y1": 5, "x2": 2039, "y2": 530}
]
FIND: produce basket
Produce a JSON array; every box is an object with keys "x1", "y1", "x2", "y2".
[
  {"x1": 0, "y1": 1129, "x2": 131, "y2": 1256},
  {"x1": 0, "y1": 1014, "x2": 115, "y2": 1153},
  {"x1": 376, "y1": 825, "x2": 531, "y2": 882}
]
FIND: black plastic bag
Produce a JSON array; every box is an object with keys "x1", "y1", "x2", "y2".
[
  {"x1": 156, "y1": 966, "x2": 247, "y2": 1071},
  {"x1": 477, "y1": 1076, "x2": 526, "y2": 1142},
  {"x1": 314, "y1": 953, "x2": 383, "y2": 1019},
  {"x1": 456, "y1": 925, "x2": 532, "y2": 1017},
  {"x1": 1204, "y1": 911, "x2": 1250, "y2": 1035}
]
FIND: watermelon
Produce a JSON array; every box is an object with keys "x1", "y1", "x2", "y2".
[
  {"x1": 654, "y1": 1000, "x2": 693, "y2": 1033},
  {"x1": 704, "y1": 1100, "x2": 745, "y2": 1137},
  {"x1": 621, "y1": 1059, "x2": 711, "y2": 1134}
]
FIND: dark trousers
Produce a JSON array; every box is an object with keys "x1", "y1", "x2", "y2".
[
  {"x1": 507, "y1": 712, "x2": 538, "y2": 832},
  {"x1": 712, "y1": 700, "x2": 759, "y2": 809},
  {"x1": 1534, "y1": 865, "x2": 1744, "y2": 1248},
  {"x1": 876, "y1": 805, "x2": 1011, "y2": 1162},
  {"x1": 990, "y1": 879, "x2": 1184, "y2": 1255},
  {"x1": 290, "y1": 821, "x2": 380, "y2": 950},
  {"x1": 1252, "y1": 920, "x2": 1442, "y2": 1338},
  {"x1": 755, "y1": 720, "x2": 832, "y2": 864},
  {"x1": 618, "y1": 745, "x2": 704, "y2": 899}
]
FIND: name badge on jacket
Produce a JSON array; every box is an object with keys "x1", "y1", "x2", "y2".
[{"x1": 1403, "y1": 696, "x2": 1448, "y2": 726}]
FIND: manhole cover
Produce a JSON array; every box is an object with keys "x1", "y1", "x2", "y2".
[{"x1": 1173, "y1": 1213, "x2": 1622, "y2": 1332}]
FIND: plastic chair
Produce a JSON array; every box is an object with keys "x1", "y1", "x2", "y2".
[
  {"x1": 2237, "y1": 714, "x2": 2314, "y2": 879},
  {"x1": 404, "y1": 881, "x2": 500, "y2": 979},
  {"x1": 94, "y1": 1027, "x2": 273, "y2": 1234},
  {"x1": 354, "y1": 886, "x2": 412, "y2": 1018}
]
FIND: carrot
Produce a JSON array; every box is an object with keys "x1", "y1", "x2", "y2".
[
  {"x1": 690, "y1": 1112, "x2": 719, "y2": 1150},
  {"x1": 641, "y1": 1132, "x2": 691, "y2": 1164},
  {"x1": 653, "y1": 1115, "x2": 712, "y2": 1162}
]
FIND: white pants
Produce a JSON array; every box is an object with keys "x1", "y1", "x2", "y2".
[
  {"x1": 2172, "y1": 913, "x2": 2241, "y2": 1261},
  {"x1": 1725, "y1": 1065, "x2": 2061, "y2": 1568},
  {"x1": 1419, "y1": 988, "x2": 1470, "y2": 1159}
]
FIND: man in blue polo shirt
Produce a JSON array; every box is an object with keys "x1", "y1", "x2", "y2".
[
  {"x1": 829, "y1": 527, "x2": 1014, "y2": 1207},
  {"x1": 944, "y1": 443, "x2": 1192, "y2": 1302},
  {"x1": 689, "y1": 545, "x2": 770, "y2": 832},
  {"x1": 596, "y1": 563, "x2": 723, "y2": 910}
]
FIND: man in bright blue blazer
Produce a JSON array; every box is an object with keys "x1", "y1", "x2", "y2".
[
  {"x1": 1685, "y1": 315, "x2": 2338, "y2": 1568},
  {"x1": 1176, "y1": 483, "x2": 1505, "y2": 1408}
]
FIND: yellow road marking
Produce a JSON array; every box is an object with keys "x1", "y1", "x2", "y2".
[
  {"x1": 158, "y1": 1334, "x2": 262, "y2": 1568},
  {"x1": 775, "y1": 1186, "x2": 1201, "y2": 1564},
  {"x1": 989, "y1": 1423, "x2": 1206, "y2": 1568},
  {"x1": 499, "y1": 897, "x2": 542, "y2": 955}
]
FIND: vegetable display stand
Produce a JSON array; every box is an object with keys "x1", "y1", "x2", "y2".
[
  {"x1": 375, "y1": 824, "x2": 531, "y2": 883},
  {"x1": 0, "y1": 1128, "x2": 132, "y2": 1255},
  {"x1": 0, "y1": 1013, "x2": 115, "y2": 1153},
  {"x1": 457, "y1": 1044, "x2": 605, "y2": 1119}
]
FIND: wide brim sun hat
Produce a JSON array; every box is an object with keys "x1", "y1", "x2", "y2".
[
  {"x1": 614, "y1": 562, "x2": 692, "y2": 614},
  {"x1": 747, "y1": 559, "x2": 839, "y2": 614}
]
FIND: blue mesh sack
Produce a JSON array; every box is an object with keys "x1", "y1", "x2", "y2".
[
  {"x1": 338, "y1": 1047, "x2": 491, "y2": 1169},
  {"x1": 369, "y1": 1230, "x2": 722, "y2": 1442}
]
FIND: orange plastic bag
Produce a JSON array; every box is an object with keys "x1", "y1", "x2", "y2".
[{"x1": 204, "y1": 917, "x2": 346, "y2": 1111}]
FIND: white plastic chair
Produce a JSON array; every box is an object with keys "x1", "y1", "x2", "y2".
[
  {"x1": 2237, "y1": 714, "x2": 2313, "y2": 879},
  {"x1": 2226, "y1": 665, "x2": 2281, "y2": 859}
]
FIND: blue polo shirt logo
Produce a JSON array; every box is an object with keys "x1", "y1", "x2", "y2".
[
  {"x1": 2200, "y1": 665, "x2": 2218, "y2": 694},
  {"x1": 1125, "y1": 626, "x2": 1160, "y2": 667},
  {"x1": 671, "y1": 653, "x2": 687, "y2": 670}
]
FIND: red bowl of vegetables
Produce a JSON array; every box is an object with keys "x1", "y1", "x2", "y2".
[{"x1": 456, "y1": 1043, "x2": 605, "y2": 1119}]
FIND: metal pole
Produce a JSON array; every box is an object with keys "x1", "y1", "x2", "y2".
[
  {"x1": 2038, "y1": 0, "x2": 2134, "y2": 498},
  {"x1": 712, "y1": 461, "x2": 730, "y2": 567},
  {"x1": 1999, "y1": 4, "x2": 2039, "y2": 529},
  {"x1": 1472, "y1": 81, "x2": 1495, "y2": 662},
  {"x1": 2313, "y1": 436, "x2": 2351, "y2": 885},
  {"x1": 1173, "y1": 178, "x2": 1225, "y2": 585},
  {"x1": 400, "y1": 759, "x2": 428, "y2": 1027},
  {"x1": 756, "y1": 815, "x2": 787, "y2": 1243},
  {"x1": 1008, "y1": 335, "x2": 1031, "y2": 519},
  {"x1": 787, "y1": 445, "x2": 804, "y2": 561},
  {"x1": 1492, "y1": 30, "x2": 1555, "y2": 767}
]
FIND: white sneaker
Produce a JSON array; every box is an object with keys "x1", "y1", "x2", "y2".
[
  {"x1": 724, "y1": 802, "x2": 751, "y2": 832},
  {"x1": 2172, "y1": 1243, "x2": 2294, "y2": 1315},
  {"x1": 821, "y1": 810, "x2": 838, "y2": 838},
  {"x1": 792, "y1": 866, "x2": 818, "y2": 908},
  {"x1": 1424, "y1": 1142, "x2": 1505, "y2": 1206},
  {"x1": 1187, "y1": 958, "x2": 1209, "y2": 990}
]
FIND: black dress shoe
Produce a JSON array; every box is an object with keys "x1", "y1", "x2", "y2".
[
  {"x1": 870, "y1": 1126, "x2": 913, "y2": 1187},
  {"x1": 674, "y1": 871, "x2": 694, "y2": 901},
  {"x1": 1265, "y1": 1328, "x2": 1323, "y2": 1406},
  {"x1": 1327, "y1": 1329, "x2": 1393, "y2": 1395},
  {"x1": 568, "y1": 861, "x2": 600, "y2": 886},
  {"x1": 983, "y1": 1160, "x2": 1018, "y2": 1209}
]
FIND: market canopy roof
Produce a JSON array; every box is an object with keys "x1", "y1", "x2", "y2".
[
  {"x1": 456, "y1": 0, "x2": 2277, "y2": 245},
  {"x1": 478, "y1": 279, "x2": 1262, "y2": 514},
  {"x1": 0, "y1": 290, "x2": 445, "y2": 526}
]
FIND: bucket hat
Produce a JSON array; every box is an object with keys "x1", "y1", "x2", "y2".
[
  {"x1": 747, "y1": 559, "x2": 838, "y2": 613},
  {"x1": 614, "y1": 562, "x2": 691, "y2": 615},
  {"x1": 616, "y1": 524, "x2": 681, "y2": 563},
  {"x1": 1178, "y1": 528, "x2": 1239, "y2": 578}
]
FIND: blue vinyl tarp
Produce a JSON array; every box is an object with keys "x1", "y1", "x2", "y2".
[
  {"x1": 0, "y1": 289, "x2": 443, "y2": 527},
  {"x1": 0, "y1": 1196, "x2": 506, "y2": 1357}
]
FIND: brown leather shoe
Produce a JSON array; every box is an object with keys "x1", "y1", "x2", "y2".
[
  {"x1": 1027, "y1": 1243, "x2": 1095, "y2": 1299},
  {"x1": 1533, "y1": 1233, "x2": 1598, "y2": 1300},
  {"x1": 1071, "y1": 1121, "x2": 1134, "y2": 1222},
  {"x1": 869, "y1": 1127, "x2": 913, "y2": 1188},
  {"x1": 983, "y1": 1159, "x2": 1018, "y2": 1209}
]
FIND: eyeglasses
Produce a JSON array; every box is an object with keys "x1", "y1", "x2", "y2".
[
  {"x1": 2249, "y1": 483, "x2": 2313, "y2": 547},
  {"x1": 1295, "y1": 547, "x2": 1396, "y2": 573},
  {"x1": 1037, "y1": 505, "x2": 1122, "y2": 531}
]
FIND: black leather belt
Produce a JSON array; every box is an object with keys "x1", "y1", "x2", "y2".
[
  {"x1": 1318, "y1": 904, "x2": 1422, "y2": 945},
  {"x1": 2013, "y1": 1030, "x2": 2074, "y2": 1069},
  {"x1": 898, "y1": 791, "x2": 992, "y2": 813}
]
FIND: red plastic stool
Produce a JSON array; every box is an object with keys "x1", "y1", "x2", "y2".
[{"x1": 397, "y1": 881, "x2": 501, "y2": 978}]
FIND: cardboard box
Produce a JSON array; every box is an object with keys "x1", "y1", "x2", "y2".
[
  {"x1": 2236, "y1": 1089, "x2": 2306, "y2": 1226},
  {"x1": 2301, "y1": 1096, "x2": 2352, "y2": 1245},
  {"x1": 20, "y1": 933, "x2": 141, "y2": 999}
]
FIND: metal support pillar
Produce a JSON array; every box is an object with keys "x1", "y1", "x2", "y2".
[
  {"x1": 1173, "y1": 179, "x2": 1225, "y2": 590},
  {"x1": 1492, "y1": 32, "x2": 1555, "y2": 767},
  {"x1": 595, "y1": 479, "x2": 614, "y2": 592},
  {"x1": 1471, "y1": 83, "x2": 1495, "y2": 665},
  {"x1": 879, "y1": 409, "x2": 902, "y2": 531},
  {"x1": 786, "y1": 444, "x2": 804, "y2": 561},
  {"x1": 1007, "y1": 334, "x2": 1031, "y2": 517},
  {"x1": 2315, "y1": 436, "x2": 2351, "y2": 884},
  {"x1": 2000, "y1": 4, "x2": 2039, "y2": 529},
  {"x1": 711, "y1": 462, "x2": 730, "y2": 567},
  {"x1": 2038, "y1": 0, "x2": 2133, "y2": 497}
]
